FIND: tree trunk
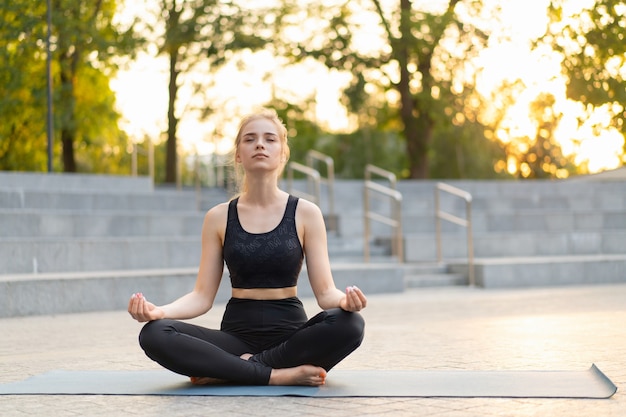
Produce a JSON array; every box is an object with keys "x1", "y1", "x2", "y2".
[
  {"x1": 396, "y1": 0, "x2": 431, "y2": 179},
  {"x1": 59, "y1": 52, "x2": 78, "y2": 173},
  {"x1": 405, "y1": 113, "x2": 433, "y2": 179},
  {"x1": 165, "y1": 50, "x2": 180, "y2": 184},
  {"x1": 61, "y1": 129, "x2": 76, "y2": 172}
]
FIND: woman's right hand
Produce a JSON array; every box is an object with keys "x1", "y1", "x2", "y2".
[{"x1": 128, "y1": 293, "x2": 165, "y2": 322}]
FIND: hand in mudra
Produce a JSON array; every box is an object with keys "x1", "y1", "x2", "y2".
[
  {"x1": 128, "y1": 293, "x2": 165, "y2": 322},
  {"x1": 340, "y1": 286, "x2": 367, "y2": 312}
]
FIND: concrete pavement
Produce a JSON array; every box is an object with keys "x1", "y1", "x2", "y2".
[{"x1": 1, "y1": 283, "x2": 625, "y2": 416}]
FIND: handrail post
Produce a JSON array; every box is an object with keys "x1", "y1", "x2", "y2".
[
  {"x1": 131, "y1": 139, "x2": 155, "y2": 182},
  {"x1": 363, "y1": 165, "x2": 403, "y2": 263},
  {"x1": 394, "y1": 194, "x2": 404, "y2": 262},
  {"x1": 287, "y1": 162, "x2": 321, "y2": 205},
  {"x1": 466, "y1": 200, "x2": 475, "y2": 286},
  {"x1": 363, "y1": 183, "x2": 371, "y2": 262},
  {"x1": 131, "y1": 143, "x2": 138, "y2": 177},
  {"x1": 435, "y1": 186, "x2": 442, "y2": 263},
  {"x1": 148, "y1": 139, "x2": 155, "y2": 181},
  {"x1": 194, "y1": 152, "x2": 201, "y2": 211},
  {"x1": 434, "y1": 183, "x2": 474, "y2": 286},
  {"x1": 306, "y1": 150, "x2": 336, "y2": 230}
]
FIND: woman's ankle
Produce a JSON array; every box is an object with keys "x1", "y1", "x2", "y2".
[{"x1": 269, "y1": 365, "x2": 327, "y2": 386}]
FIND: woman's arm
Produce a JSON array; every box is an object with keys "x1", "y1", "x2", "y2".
[
  {"x1": 297, "y1": 199, "x2": 367, "y2": 312},
  {"x1": 128, "y1": 204, "x2": 227, "y2": 322}
]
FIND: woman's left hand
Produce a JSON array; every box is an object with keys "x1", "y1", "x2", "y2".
[{"x1": 340, "y1": 286, "x2": 367, "y2": 312}]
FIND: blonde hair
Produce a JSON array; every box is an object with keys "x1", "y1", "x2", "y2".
[{"x1": 232, "y1": 108, "x2": 290, "y2": 194}]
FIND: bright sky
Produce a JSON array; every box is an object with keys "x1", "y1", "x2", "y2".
[{"x1": 110, "y1": 0, "x2": 624, "y2": 175}]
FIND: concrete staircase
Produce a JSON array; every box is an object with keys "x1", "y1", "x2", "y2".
[
  {"x1": 386, "y1": 180, "x2": 625, "y2": 288},
  {"x1": 0, "y1": 172, "x2": 405, "y2": 317},
  {"x1": 297, "y1": 178, "x2": 626, "y2": 288},
  {"x1": 2, "y1": 171, "x2": 625, "y2": 317}
]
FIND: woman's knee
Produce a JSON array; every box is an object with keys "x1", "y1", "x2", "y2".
[
  {"x1": 138, "y1": 319, "x2": 174, "y2": 352},
  {"x1": 330, "y1": 309, "x2": 365, "y2": 343}
]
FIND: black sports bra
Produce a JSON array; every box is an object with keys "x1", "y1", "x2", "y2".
[{"x1": 223, "y1": 195, "x2": 304, "y2": 289}]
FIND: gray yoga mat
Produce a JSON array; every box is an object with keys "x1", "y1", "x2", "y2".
[{"x1": 0, "y1": 365, "x2": 616, "y2": 398}]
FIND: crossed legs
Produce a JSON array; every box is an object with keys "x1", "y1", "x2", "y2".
[{"x1": 138, "y1": 308, "x2": 364, "y2": 386}]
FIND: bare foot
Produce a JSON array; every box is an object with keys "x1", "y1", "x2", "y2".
[
  {"x1": 269, "y1": 365, "x2": 327, "y2": 386},
  {"x1": 189, "y1": 376, "x2": 229, "y2": 385},
  {"x1": 240, "y1": 353, "x2": 253, "y2": 361}
]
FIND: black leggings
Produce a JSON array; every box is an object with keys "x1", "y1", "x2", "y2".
[{"x1": 138, "y1": 297, "x2": 365, "y2": 385}]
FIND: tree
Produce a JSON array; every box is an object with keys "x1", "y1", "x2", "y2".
[
  {"x1": 53, "y1": 0, "x2": 139, "y2": 172},
  {"x1": 429, "y1": 116, "x2": 508, "y2": 179},
  {"x1": 72, "y1": 65, "x2": 133, "y2": 174},
  {"x1": 274, "y1": 0, "x2": 492, "y2": 179},
  {"x1": 501, "y1": 93, "x2": 576, "y2": 179},
  {"x1": 0, "y1": 2, "x2": 49, "y2": 170},
  {"x1": 0, "y1": 0, "x2": 140, "y2": 173},
  {"x1": 149, "y1": 1, "x2": 272, "y2": 184},
  {"x1": 546, "y1": 0, "x2": 626, "y2": 163}
]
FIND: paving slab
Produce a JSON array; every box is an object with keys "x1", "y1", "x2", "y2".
[{"x1": 1, "y1": 284, "x2": 625, "y2": 416}]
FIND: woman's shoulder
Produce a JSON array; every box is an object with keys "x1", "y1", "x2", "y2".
[
  {"x1": 293, "y1": 196, "x2": 324, "y2": 221},
  {"x1": 204, "y1": 201, "x2": 231, "y2": 222},
  {"x1": 293, "y1": 196, "x2": 319, "y2": 210}
]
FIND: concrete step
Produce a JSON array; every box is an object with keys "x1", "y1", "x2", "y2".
[
  {"x1": 340, "y1": 209, "x2": 626, "y2": 237},
  {"x1": 0, "y1": 262, "x2": 406, "y2": 317},
  {"x1": 467, "y1": 210, "x2": 626, "y2": 233},
  {"x1": 313, "y1": 179, "x2": 626, "y2": 218},
  {"x1": 0, "y1": 188, "x2": 199, "y2": 211},
  {"x1": 404, "y1": 272, "x2": 467, "y2": 287},
  {"x1": 0, "y1": 209, "x2": 205, "y2": 238},
  {"x1": 327, "y1": 235, "x2": 391, "y2": 260},
  {"x1": 2, "y1": 203, "x2": 621, "y2": 241},
  {"x1": 404, "y1": 230, "x2": 626, "y2": 262},
  {"x1": 449, "y1": 254, "x2": 626, "y2": 288},
  {"x1": 0, "y1": 235, "x2": 391, "y2": 275},
  {"x1": 437, "y1": 194, "x2": 626, "y2": 213},
  {"x1": 0, "y1": 183, "x2": 228, "y2": 211},
  {"x1": 0, "y1": 237, "x2": 201, "y2": 274},
  {"x1": 0, "y1": 171, "x2": 154, "y2": 192},
  {"x1": 402, "y1": 263, "x2": 468, "y2": 287}
]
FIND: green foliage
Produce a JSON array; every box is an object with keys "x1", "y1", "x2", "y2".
[
  {"x1": 429, "y1": 121, "x2": 510, "y2": 180},
  {"x1": 479, "y1": 77, "x2": 578, "y2": 179},
  {"x1": 72, "y1": 65, "x2": 131, "y2": 174},
  {"x1": 319, "y1": 100, "x2": 409, "y2": 179},
  {"x1": 0, "y1": 1, "x2": 50, "y2": 170},
  {"x1": 323, "y1": 129, "x2": 409, "y2": 179},
  {"x1": 547, "y1": 0, "x2": 626, "y2": 160},
  {"x1": 502, "y1": 93, "x2": 577, "y2": 179},
  {"x1": 548, "y1": 0, "x2": 626, "y2": 110},
  {"x1": 272, "y1": 0, "x2": 494, "y2": 179},
  {"x1": 0, "y1": 0, "x2": 140, "y2": 173},
  {"x1": 153, "y1": 0, "x2": 278, "y2": 183},
  {"x1": 271, "y1": 99, "x2": 320, "y2": 166},
  {"x1": 268, "y1": 96, "x2": 408, "y2": 179}
]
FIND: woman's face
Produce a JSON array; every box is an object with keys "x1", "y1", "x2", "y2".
[{"x1": 236, "y1": 117, "x2": 286, "y2": 174}]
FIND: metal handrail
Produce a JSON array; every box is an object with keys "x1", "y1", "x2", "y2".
[
  {"x1": 364, "y1": 164, "x2": 403, "y2": 262},
  {"x1": 305, "y1": 150, "x2": 336, "y2": 220},
  {"x1": 435, "y1": 182, "x2": 474, "y2": 286},
  {"x1": 287, "y1": 161, "x2": 321, "y2": 204},
  {"x1": 365, "y1": 164, "x2": 397, "y2": 188},
  {"x1": 131, "y1": 140, "x2": 154, "y2": 180}
]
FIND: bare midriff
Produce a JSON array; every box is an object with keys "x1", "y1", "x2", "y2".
[{"x1": 231, "y1": 286, "x2": 297, "y2": 300}]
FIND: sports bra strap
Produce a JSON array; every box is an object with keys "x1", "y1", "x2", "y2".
[{"x1": 284, "y1": 195, "x2": 298, "y2": 219}]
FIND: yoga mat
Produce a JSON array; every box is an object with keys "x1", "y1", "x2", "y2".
[{"x1": 0, "y1": 365, "x2": 616, "y2": 398}]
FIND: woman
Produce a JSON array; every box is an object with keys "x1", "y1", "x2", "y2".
[{"x1": 128, "y1": 108, "x2": 366, "y2": 386}]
